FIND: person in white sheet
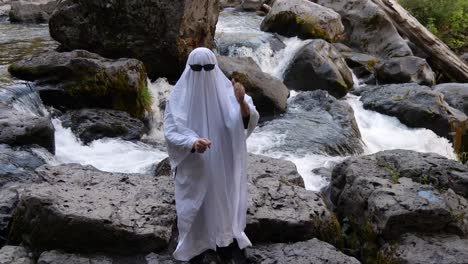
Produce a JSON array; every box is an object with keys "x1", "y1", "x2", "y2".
[{"x1": 163, "y1": 47, "x2": 260, "y2": 261}]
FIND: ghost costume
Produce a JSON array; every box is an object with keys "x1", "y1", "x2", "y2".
[{"x1": 163, "y1": 48, "x2": 260, "y2": 261}]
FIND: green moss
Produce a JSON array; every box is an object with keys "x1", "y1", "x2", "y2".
[
  {"x1": 378, "y1": 163, "x2": 401, "y2": 184},
  {"x1": 7, "y1": 64, "x2": 51, "y2": 81},
  {"x1": 267, "y1": 11, "x2": 338, "y2": 42},
  {"x1": 7, "y1": 207, "x2": 25, "y2": 244},
  {"x1": 375, "y1": 244, "x2": 400, "y2": 264},
  {"x1": 317, "y1": 212, "x2": 344, "y2": 249},
  {"x1": 366, "y1": 58, "x2": 379, "y2": 70},
  {"x1": 295, "y1": 15, "x2": 333, "y2": 42}
]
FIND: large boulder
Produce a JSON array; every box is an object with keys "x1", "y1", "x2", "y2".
[
  {"x1": 217, "y1": 56, "x2": 289, "y2": 117},
  {"x1": 284, "y1": 39, "x2": 354, "y2": 98},
  {"x1": 359, "y1": 84, "x2": 468, "y2": 155},
  {"x1": 49, "y1": 0, "x2": 220, "y2": 80},
  {"x1": 220, "y1": 0, "x2": 242, "y2": 9},
  {"x1": 246, "y1": 154, "x2": 340, "y2": 245},
  {"x1": 375, "y1": 56, "x2": 436, "y2": 86},
  {"x1": 8, "y1": 1, "x2": 56, "y2": 23},
  {"x1": 310, "y1": 0, "x2": 412, "y2": 58},
  {"x1": 8, "y1": 50, "x2": 151, "y2": 119},
  {"x1": 36, "y1": 250, "x2": 173, "y2": 264},
  {"x1": 434, "y1": 83, "x2": 468, "y2": 116},
  {"x1": 382, "y1": 233, "x2": 468, "y2": 264},
  {"x1": 0, "y1": 84, "x2": 54, "y2": 153},
  {"x1": 0, "y1": 246, "x2": 33, "y2": 264},
  {"x1": 0, "y1": 144, "x2": 49, "y2": 244},
  {"x1": 245, "y1": 238, "x2": 360, "y2": 264},
  {"x1": 241, "y1": 0, "x2": 263, "y2": 11},
  {"x1": 331, "y1": 150, "x2": 468, "y2": 240},
  {"x1": 9, "y1": 164, "x2": 176, "y2": 255},
  {"x1": 260, "y1": 0, "x2": 344, "y2": 43},
  {"x1": 254, "y1": 90, "x2": 363, "y2": 157},
  {"x1": 60, "y1": 109, "x2": 145, "y2": 144}
]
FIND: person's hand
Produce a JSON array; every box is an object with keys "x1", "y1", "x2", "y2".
[
  {"x1": 232, "y1": 78, "x2": 246, "y2": 104},
  {"x1": 192, "y1": 138, "x2": 212, "y2": 153}
]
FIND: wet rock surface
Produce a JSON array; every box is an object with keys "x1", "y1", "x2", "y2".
[
  {"x1": 60, "y1": 109, "x2": 145, "y2": 144},
  {"x1": 217, "y1": 56, "x2": 289, "y2": 117},
  {"x1": 49, "y1": 0, "x2": 220, "y2": 80},
  {"x1": 260, "y1": 0, "x2": 344, "y2": 42},
  {"x1": 245, "y1": 238, "x2": 360, "y2": 264},
  {"x1": 0, "y1": 84, "x2": 54, "y2": 153},
  {"x1": 254, "y1": 90, "x2": 363, "y2": 156},
  {"x1": 8, "y1": 50, "x2": 150, "y2": 119},
  {"x1": 284, "y1": 39, "x2": 354, "y2": 98},
  {"x1": 0, "y1": 144, "x2": 49, "y2": 244},
  {"x1": 359, "y1": 83, "x2": 468, "y2": 154},
  {"x1": 434, "y1": 83, "x2": 468, "y2": 116},
  {"x1": 375, "y1": 56, "x2": 435, "y2": 86},
  {"x1": 246, "y1": 169, "x2": 337, "y2": 244},
  {"x1": 310, "y1": 0, "x2": 412, "y2": 58},
  {"x1": 0, "y1": 245, "x2": 33, "y2": 264},
  {"x1": 8, "y1": 1, "x2": 56, "y2": 24},
  {"x1": 9, "y1": 164, "x2": 176, "y2": 255}
]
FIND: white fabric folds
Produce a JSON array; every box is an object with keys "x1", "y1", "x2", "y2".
[{"x1": 163, "y1": 47, "x2": 260, "y2": 261}]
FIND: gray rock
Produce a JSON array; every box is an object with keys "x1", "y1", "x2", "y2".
[
  {"x1": 246, "y1": 154, "x2": 340, "y2": 245},
  {"x1": 310, "y1": 0, "x2": 412, "y2": 58},
  {"x1": 383, "y1": 233, "x2": 468, "y2": 264},
  {"x1": 245, "y1": 238, "x2": 361, "y2": 264},
  {"x1": 0, "y1": 84, "x2": 54, "y2": 153},
  {"x1": 260, "y1": 0, "x2": 344, "y2": 43},
  {"x1": 49, "y1": 0, "x2": 220, "y2": 81},
  {"x1": 217, "y1": 56, "x2": 289, "y2": 117},
  {"x1": 220, "y1": 0, "x2": 242, "y2": 9},
  {"x1": 284, "y1": 39, "x2": 354, "y2": 98},
  {"x1": 241, "y1": 0, "x2": 263, "y2": 11},
  {"x1": 359, "y1": 84, "x2": 468, "y2": 154},
  {"x1": 247, "y1": 153, "x2": 304, "y2": 187},
  {"x1": 9, "y1": 164, "x2": 176, "y2": 255},
  {"x1": 0, "y1": 144, "x2": 50, "y2": 243},
  {"x1": 36, "y1": 250, "x2": 174, "y2": 264},
  {"x1": 8, "y1": 1, "x2": 55, "y2": 23},
  {"x1": 8, "y1": 50, "x2": 150, "y2": 119},
  {"x1": 0, "y1": 246, "x2": 33, "y2": 264},
  {"x1": 331, "y1": 150, "x2": 468, "y2": 240},
  {"x1": 434, "y1": 83, "x2": 468, "y2": 116},
  {"x1": 460, "y1": 53, "x2": 468, "y2": 65},
  {"x1": 154, "y1": 157, "x2": 172, "y2": 177},
  {"x1": 341, "y1": 52, "x2": 379, "y2": 71},
  {"x1": 254, "y1": 90, "x2": 363, "y2": 156},
  {"x1": 375, "y1": 56, "x2": 435, "y2": 86},
  {"x1": 37, "y1": 250, "x2": 113, "y2": 264},
  {"x1": 60, "y1": 109, "x2": 145, "y2": 144}
]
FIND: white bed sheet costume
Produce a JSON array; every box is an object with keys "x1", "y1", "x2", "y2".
[{"x1": 163, "y1": 47, "x2": 260, "y2": 261}]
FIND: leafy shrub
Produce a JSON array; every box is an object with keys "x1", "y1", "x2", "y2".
[{"x1": 400, "y1": 0, "x2": 468, "y2": 53}]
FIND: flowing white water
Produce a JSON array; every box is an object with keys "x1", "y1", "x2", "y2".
[
  {"x1": 53, "y1": 119, "x2": 167, "y2": 174},
  {"x1": 216, "y1": 9, "x2": 457, "y2": 190},
  {"x1": 49, "y1": 9, "x2": 456, "y2": 186}
]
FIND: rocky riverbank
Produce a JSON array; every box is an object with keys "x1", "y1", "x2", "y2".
[{"x1": 1, "y1": 0, "x2": 468, "y2": 263}]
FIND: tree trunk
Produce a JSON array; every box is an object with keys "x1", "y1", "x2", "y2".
[{"x1": 371, "y1": 0, "x2": 468, "y2": 83}]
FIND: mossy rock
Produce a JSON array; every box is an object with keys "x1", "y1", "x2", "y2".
[
  {"x1": 8, "y1": 50, "x2": 151, "y2": 119},
  {"x1": 260, "y1": 0, "x2": 344, "y2": 42}
]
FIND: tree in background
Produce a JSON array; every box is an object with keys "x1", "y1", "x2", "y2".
[{"x1": 400, "y1": 0, "x2": 468, "y2": 53}]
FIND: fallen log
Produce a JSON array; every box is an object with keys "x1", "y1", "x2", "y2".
[{"x1": 371, "y1": 0, "x2": 468, "y2": 82}]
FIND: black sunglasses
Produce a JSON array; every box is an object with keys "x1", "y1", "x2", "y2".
[{"x1": 189, "y1": 64, "x2": 216, "y2": 71}]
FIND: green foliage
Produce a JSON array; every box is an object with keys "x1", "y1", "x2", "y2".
[{"x1": 400, "y1": 0, "x2": 468, "y2": 52}]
